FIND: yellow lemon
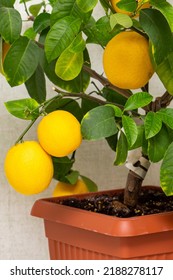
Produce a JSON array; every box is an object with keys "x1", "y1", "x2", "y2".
[
  {"x1": 52, "y1": 179, "x2": 88, "y2": 197},
  {"x1": 37, "y1": 110, "x2": 82, "y2": 157},
  {"x1": 103, "y1": 31, "x2": 154, "y2": 89},
  {"x1": 4, "y1": 141, "x2": 53, "y2": 195}
]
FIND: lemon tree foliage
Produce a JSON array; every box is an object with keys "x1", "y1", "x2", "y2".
[{"x1": 2, "y1": 0, "x2": 173, "y2": 197}]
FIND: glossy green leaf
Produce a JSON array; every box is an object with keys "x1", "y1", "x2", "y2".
[
  {"x1": 3, "y1": 36, "x2": 40, "y2": 86},
  {"x1": 157, "y1": 108, "x2": 173, "y2": 129},
  {"x1": 4, "y1": 98, "x2": 39, "y2": 120},
  {"x1": 29, "y1": 3, "x2": 43, "y2": 17},
  {"x1": 106, "y1": 104, "x2": 122, "y2": 117},
  {"x1": 124, "y1": 92, "x2": 153, "y2": 111},
  {"x1": 102, "y1": 87, "x2": 127, "y2": 106},
  {"x1": 25, "y1": 64, "x2": 46, "y2": 104},
  {"x1": 110, "y1": 13, "x2": 133, "y2": 29},
  {"x1": 43, "y1": 48, "x2": 90, "y2": 92},
  {"x1": 117, "y1": 0, "x2": 137, "y2": 12},
  {"x1": 144, "y1": 111, "x2": 162, "y2": 139},
  {"x1": 45, "y1": 98, "x2": 83, "y2": 122},
  {"x1": 85, "y1": 16, "x2": 121, "y2": 46},
  {"x1": 129, "y1": 125, "x2": 145, "y2": 150},
  {"x1": 150, "y1": 0, "x2": 173, "y2": 31},
  {"x1": 51, "y1": 0, "x2": 91, "y2": 26},
  {"x1": 76, "y1": 0, "x2": 98, "y2": 13},
  {"x1": 65, "y1": 170, "x2": 79, "y2": 184},
  {"x1": 106, "y1": 133, "x2": 118, "y2": 152},
  {"x1": 55, "y1": 32, "x2": 85, "y2": 80},
  {"x1": 139, "y1": 7, "x2": 173, "y2": 93},
  {"x1": 160, "y1": 141, "x2": 173, "y2": 196},
  {"x1": 0, "y1": 0, "x2": 15, "y2": 7},
  {"x1": 122, "y1": 115, "x2": 138, "y2": 147},
  {"x1": 23, "y1": 27, "x2": 37, "y2": 40},
  {"x1": 0, "y1": 7, "x2": 22, "y2": 43},
  {"x1": 33, "y1": 13, "x2": 50, "y2": 33},
  {"x1": 80, "y1": 175, "x2": 98, "y2": 192},
  {"x1": 114, "y1": 131, "x2": 128, "y2": 165},
  {"x1": 52, "y1": 156, "x2": 74, "y2": 181},
  {"x1": 140, "y1": 9, "x2": 173, "y2": 65},
  {"x1": 81, "y1": 105, "x2": 117, "y2": 140},
  {"x1": 148, "y1": 124, "x2": 171, "y2": 162},
  {"x1": 45, "y1": 16, "x2": 81, "y2": 62},
  {"x1": 55, "y1": 50, "x2": 83, "y2": 81}
]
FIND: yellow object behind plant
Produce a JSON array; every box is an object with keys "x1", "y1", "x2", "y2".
[
  {"x1": 103, "y1": 31, "x2": 154, "y2": 89},
  {"x1": 4, "y1": 141, "x2": 53, "y2": 195},
  {"x1": 37, "y1": 110, "x2": 82, "y2": 157},
  {"x1": 52, "y1": 179, "x2": 88, "y2": 197}
]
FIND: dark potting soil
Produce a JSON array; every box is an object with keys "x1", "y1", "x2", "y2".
[{"x1": 59, "y1": 188, "x2": 173, "y2": 218}]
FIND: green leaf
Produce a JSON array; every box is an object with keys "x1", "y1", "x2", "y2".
[
  {"x1": 129, "y1": 125, "x2": 145, "y2": 150},
  {"x1": 52, "y1": 156, "x2": 74, "y2": 181},
  {"x1": 85, "y1": 16, "x2": 121, "y2": 46},
  {"x1": 33, "y1": 13, "x2": 50, "y2": 33},
  {"x1": 55, "y1": 50, "x2": 83, "y2": 81},
  {"x1": 42, "y1": 48, "x2": 90, "y2": 92},
  {"x1": 160, "y1": 141, "x2": 173, "y2": 196},
  {"x1": 45, "y1": 98, "x2": 83, "y2": 122},
  {"x1": 144, "y1": 111, "x2": 162, "y2": 139},
  {"x1": 65, "y1": 170, "x2": 79, "y2": 184},
  {"x1": 81, "y1": 105, "x2": 117, "y2": 140},
  {"x1": 110, "y1": 13, "x2": 133, "y2": 29},
  {"x1": 140, "y1": 8, "x2": 173, "y2": 94},
  {"x1": 102, "y1": 87, "x2": 127, "y2": 106},
  {"x1": 68, "y1": 32, "x2": 86, "y2": 53},
  {"x1": 3, "y1": 36, "x2": 40, "y2": 87},
  {"x1": 155, "y1": 53, "x2": 173, "y2": 95},
  {"x1": 29, "y1": 3, "x2": 43, "y2": 17},
  {"x1": 51, "y1": 0, "x2": 91, "y2": 25},
  {"x1": 148, "y1": 124, "x2": 171, "y2": 163},
  {"x1": 106, "y1": 133, "x2": 118, "y2": 152},
  {"x1": 114, "y1": 131, "x2": 128, "y2": 165},
  {"x1": 117, "y1": 0, "x2": 137, "y2": 12},
  {"x1": 25, "y1": 64, "x2": 46, "y2": 104},
  {"x1": 76, "y1": 0, "x2": 98, "y2": 13},
  {"x1": 140, "y1": 9, "x2": 173, "y2": 65},
  {"x1": 4, "y1": 98, "x2": 39, "y2": 120},
  {"x1": 23, "y1": 27, "x2": 37, "y2": 40},
  {"x1": 157, "y1": 108, "x2": 173, "y2": 129},
  {"x1": 105, "y1": 104, "x2": 122, "y2": 117},
  {"x1": 0, "y1": 0, "x2": 15, "y2": 7},
  {"x1": 80, "y1": 175, "x2": 98, "y2": 192},
  {"x1": 0, "y1": 7, "x2": 22, "y2": 43},
  {"x1": 122, "y1": 115, "x2": 138, "y2": 147},
  {"x1": 55, "y1": 33, "x2": 85, "y2": 81},
  {"x1": 150, "y1": 0, "x2": 173, "y2": 32},
  {"x1": 81, "y1": 98, "x2": 99, "y2": 115},
  {"x1": 45, "y1": 16, "x2": 82, "y2": 62},
  {"x1": 124, "y1": 92, "x2": 153, "y2": 111}
]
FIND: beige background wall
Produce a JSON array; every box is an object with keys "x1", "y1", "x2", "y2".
[{"x1": 0, "y1": 1, "x2": 170, "y2": 259}]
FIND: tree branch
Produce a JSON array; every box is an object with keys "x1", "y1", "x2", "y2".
[{"x1": 83, "y1": 65, "x2": 132, "y2": 99}]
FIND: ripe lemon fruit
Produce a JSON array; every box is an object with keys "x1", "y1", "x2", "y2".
[
  {"x1": 37, "y1": 110, "x2": 82, "y2": 157},
  {"x1": 111, "y1": 0, "x2": 150, "y2": 17},
  {"x1": 103, "y1": 31, "x2": 154, "y2": 89},
  {"x1": 52, "y1": 179, "x2": 88, "y2": 197},
  {"x1": 4, "y1": 141, "x2": 53, "y2": 195}
]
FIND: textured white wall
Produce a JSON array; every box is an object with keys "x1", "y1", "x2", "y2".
[{"x1": 0, "y1": 1, "x2": 171, "y2": 259}]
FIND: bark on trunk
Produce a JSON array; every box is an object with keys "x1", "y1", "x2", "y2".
[{"x1": 123, "y1": 170, "x2": 143, "y2": 207}]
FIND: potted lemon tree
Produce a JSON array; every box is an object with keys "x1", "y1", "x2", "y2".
[{"x1": 1, "y1": 0, "x2": 173, "y2": 259}]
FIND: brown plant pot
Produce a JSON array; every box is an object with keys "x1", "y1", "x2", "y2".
[{"x1": 31, "y1": 186, "x2": 173, "y2": 260}]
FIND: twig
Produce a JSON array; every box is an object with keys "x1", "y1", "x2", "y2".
[{"x1": 83, "y1": 65, "x2": 132, "y2": 99}]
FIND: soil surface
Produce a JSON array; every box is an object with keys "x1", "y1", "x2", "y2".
[{"x1": 59, "y1": 188, "x2": 173, "y2": 218}]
